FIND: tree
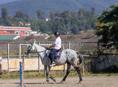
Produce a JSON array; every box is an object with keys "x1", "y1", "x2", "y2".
[
  {"x1": 14, "y1": 10, "x2": 29, "y2": 22},
  {"x1": 1, "y1": 7, "x2": 8, "y2": 19},
  {"x1": 36, "y1": 10, "x2": 44, "y2": 19},
  {"x1": 96, "y1": 4, "x2": 118, "y2": 49},
  {"x1": 0, "y1": 7, "x2": 12, "y2": 26}
]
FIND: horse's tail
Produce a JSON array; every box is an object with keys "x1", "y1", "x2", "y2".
[
  {"x1": 78, "y1": 54, "x2": 83, "y2": 64},
  {"x1": 76, "y1": 51, "x2": 83, "y2": 64}
]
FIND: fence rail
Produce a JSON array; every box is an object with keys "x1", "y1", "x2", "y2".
[{"x1": 0, "y1": 41, "x2": 97, "y2": 72}]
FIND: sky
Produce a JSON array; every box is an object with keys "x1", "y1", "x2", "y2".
[{"x1": 0, "y1": 0, "x2": 19, "y2": 4}]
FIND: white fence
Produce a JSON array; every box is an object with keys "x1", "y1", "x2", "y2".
[{"x1": 0, "y1": 42, "x2": 97, "y2": 72}]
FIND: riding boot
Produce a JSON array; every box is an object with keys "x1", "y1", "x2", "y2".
[{"x1": 50, "y1": 54, "x2": 56, "y2": 66}]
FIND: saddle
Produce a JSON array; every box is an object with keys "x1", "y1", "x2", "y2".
[
  {"x1": 55, "y1": 49, "x2": 62, "y2": 59},
  {"x1": 47, "y1": 48, "x2": 62, "y2": 62}
]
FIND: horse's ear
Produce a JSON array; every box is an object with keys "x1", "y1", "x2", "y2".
[{"x1": 27, "y1": 44, "x2": 30, "y2": 47}]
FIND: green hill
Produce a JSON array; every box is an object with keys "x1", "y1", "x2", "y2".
[{"x1": 0, "y1": 0, "x2": 118, "y2": 18}]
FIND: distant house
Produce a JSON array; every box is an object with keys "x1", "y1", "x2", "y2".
[{"x1": 0, "y1": 26, "x2": 32, "y2": 41}]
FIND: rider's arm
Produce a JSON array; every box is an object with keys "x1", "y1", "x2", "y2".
[
  {"x1": 49, "y1": 43, "x2": 55, "y2": 48},
  {"x1": 49, "y1": 38, "x2": 57, "y2": 48}
]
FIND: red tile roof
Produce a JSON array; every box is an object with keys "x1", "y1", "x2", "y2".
[
  {"x1": 0, "y1": 31, "x2": 10, "y2": 35},
  {"x1": 0, "y1": 26, "x2": 31, "y2": 31}
]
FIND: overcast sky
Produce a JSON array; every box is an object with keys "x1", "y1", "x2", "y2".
[{"x1": 0, "y1": 0, "x2": 19, "y2": 4}]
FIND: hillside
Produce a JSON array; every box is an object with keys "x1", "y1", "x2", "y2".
[{"x1": 0, "y1": 0, "x2": 118, "y2": 18}]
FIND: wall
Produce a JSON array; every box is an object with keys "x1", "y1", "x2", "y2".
[
  {"x1": 1, "y1": 57, "x2": 66, "y2": 72},
  {"x1": 91, "y1": 55, "x2": 118, "y2": 72}
]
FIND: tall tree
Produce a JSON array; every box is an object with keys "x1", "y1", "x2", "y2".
[
  {"x1": 14, "y1": 10, "x2": 29, "y2": 21},
  {"x1": 96, "y1": 4, "x2": 118, "y2": 49},
  {"x1": 1, "y1": 7, "x2": 8, "y2": 19},
  {"x1": 0, "y1": 7, "x2": 12, "y2": 26},
  {"x1": 36, "y1": 10, "x2": 44, "y2": 19}
]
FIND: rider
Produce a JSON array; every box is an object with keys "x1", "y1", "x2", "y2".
[{"x1": 49, "y1": 31, "x2": 62, "y2": 65}]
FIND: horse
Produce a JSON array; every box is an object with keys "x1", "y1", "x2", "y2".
[{"x1": 26, "y1": 41, "x2": 83, "y2": 83}]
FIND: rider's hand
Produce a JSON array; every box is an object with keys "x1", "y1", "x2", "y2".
[{"x1": 43, "y1": 45, "x2": 51, "y2": 50}]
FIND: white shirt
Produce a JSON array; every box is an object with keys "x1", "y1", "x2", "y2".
[{"x1": 53, "y1": 36, "x2": 61, "y2": 50}]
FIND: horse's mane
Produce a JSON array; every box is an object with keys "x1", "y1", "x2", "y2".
[{"x1": 34, "y1": 42, "x2": 46, "y2": 52}]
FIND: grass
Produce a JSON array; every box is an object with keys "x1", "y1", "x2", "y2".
[
  {"x1": 1, "y1": 71, "x2": 44, "y2": 79},
  {"x1": 1, "y1": 71, "x2": 118, "y2": 79},
  {"x1": 0, "y1": 70, "x2": 78, "y2": 79}
]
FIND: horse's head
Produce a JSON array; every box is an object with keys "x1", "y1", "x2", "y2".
[{"x1": 25, "y1": 41, "x2": 36, "y2": 55}]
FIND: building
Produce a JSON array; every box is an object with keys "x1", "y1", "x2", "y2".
[
  {"x1": 0, "y1": 26, "x2": 32, "y2": 41},
  {"x1": 0, "y1": 26, "x2": 32, "y2": 37}
]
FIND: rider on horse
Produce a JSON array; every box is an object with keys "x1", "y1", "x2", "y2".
[{"x1": 48, "y1": 31, "x2": 62, "y2": 66}]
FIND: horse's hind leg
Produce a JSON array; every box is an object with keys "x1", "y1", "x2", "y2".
[
  {"x1": 74, "y1": 66, "x2": 82, "y2": 83},
  {"x1": 60, "y1": 63, "x2": 71, "y2": 83}
]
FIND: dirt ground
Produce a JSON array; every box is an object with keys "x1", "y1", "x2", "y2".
[{"x1": 0, "y1": 76, "x2": 118, "y2": 87}]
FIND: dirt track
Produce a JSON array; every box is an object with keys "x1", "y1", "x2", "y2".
[{"x1": 0, "y1": 76, "x2": 118, "y2": 87}]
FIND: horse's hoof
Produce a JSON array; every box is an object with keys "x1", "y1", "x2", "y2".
[
  {"x1": 59, "y1": 80, "x2": 65, "y2": 84},
  {"x1": 78, "y1": 80, "x2": 82, "y2": 84},
  {"x1": 46, "y1": 80, "x2": 49, "y2": 83},
  {"x1": 49, "y1": 76, "x2": 56, "y2": 82},
  {"x1": 53, "y1": 79, "x2": 56, "y2": 83}
]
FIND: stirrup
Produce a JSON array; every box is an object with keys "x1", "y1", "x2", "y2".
[{"x1": 50, "y1": 62, "x2": 56, "y2": 67}]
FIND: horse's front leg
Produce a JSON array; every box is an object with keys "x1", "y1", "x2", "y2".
[
  {"x1": 60, "y1": 63, "x2": 71, "y2": 83},
  {"x1": 44, "y1": 65, "x2": 56, "y2": 83},
  {"x1": 44, "y1": 65, "x2": 50, "y2": 83}
]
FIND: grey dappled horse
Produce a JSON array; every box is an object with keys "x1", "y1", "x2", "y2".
[{"x1": 26, "y1": 41, "x2": 82, "y2": 83}]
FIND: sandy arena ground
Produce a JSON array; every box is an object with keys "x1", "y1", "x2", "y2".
[{"x1": 0, "y1": 76, "x2": 118, "y2": 87}]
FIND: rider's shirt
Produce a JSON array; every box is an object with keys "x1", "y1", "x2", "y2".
[{"x1": 53, "y1": 36, "x2": 61, "y2": 50}]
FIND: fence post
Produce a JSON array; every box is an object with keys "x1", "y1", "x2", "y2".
[
  {"x1": 19, "y1": 61, "x2": 23, "y2": 87},
  {"x1": 19, "y1": 44, "x2": 21, "y2": 59},
  {"x1": 38, "y1": 55, "x2": 40, "y2": 72},
  {"x1": 62, "y1": 45, "x2": 66, "y2": 72},
  {"x1": 0, "y1": 57, "x2": 2, "y2": 76},
  {"x1": 68, "y1": 41, "x2": 70, "y2": 49},
  {"x1": 19, "y1": 59, "x2": 26, "y2": 87},
  {"x1": 7, "y1": 43, "x2": 10, "y2": 72},
  {"x1": 82, "y1": 56, "x2": 85, "y2": 75}
]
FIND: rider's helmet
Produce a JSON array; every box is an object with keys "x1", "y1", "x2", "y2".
[{"x1": 54, "y1": 31, "x2": 60, "y2": 36}]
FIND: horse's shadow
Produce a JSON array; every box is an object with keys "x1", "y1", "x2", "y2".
[
  {"x1": 0, "y1": 81, "x2": 82, "y2": 86},
  {"x1": 15, "y1": 81, "x2": 82, "y2": 85}
]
